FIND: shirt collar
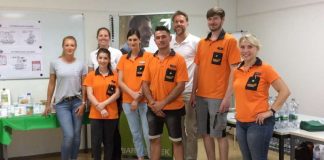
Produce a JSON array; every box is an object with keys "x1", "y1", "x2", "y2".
[
  {"x1": 172, "y1": 33, "x2": 190, "y2": 45},
  {"x1": 238, "y1": 57, "x2": 263, "y2": 69},
  {"x1": 95, "y1": 67, "x2": 113, "y2": 76},
  {"x1": 154, "y1": 48, "x2": 176, "y2": 57},
  {"x1": 126, "y1": 48, "x2": 145, "y2": 59},
  {"x1": 95, "y1": 67, "x2": 101, "y2": 76},
  {"x1": 205, "y1": 29, "x2": 226, "y2": 41}
]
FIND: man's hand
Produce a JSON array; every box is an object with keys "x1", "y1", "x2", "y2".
[
  {"x1": 219, "y1": 97, "x2": 230, "y2": 113},
  {"x1": 151, "y1": 101, "x2": 166, "y2": 117},
  {"x1": 189, "y1": 94, "x2": 196, "y2": 108}
]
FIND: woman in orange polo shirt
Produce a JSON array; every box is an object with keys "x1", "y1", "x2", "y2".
[
  {"x1": 233, "y1": 34, "x2": 290, "y2": 160},
  {"x1": 84, "y1": 48, "x2": 120, "y2": 160},
  {"x1": 117, "y1": 29, "x2": 152, "y2": 160}
]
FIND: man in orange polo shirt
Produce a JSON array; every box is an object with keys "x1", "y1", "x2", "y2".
[
  {"x1": 190, "y1": 7, "x2": 241, "y2": 160},
  {"x1": 142, "y1": 26, "x2": 189, "y2": 160}
]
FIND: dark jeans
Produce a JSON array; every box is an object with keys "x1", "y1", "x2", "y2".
[
  {"x1": 236, "y1": 116, "x2": 275, "y2": 160},
  {"x1": 91, "y1": 119, "x2": 118, "y2": 160},
  {"x1": 112, "y1": 96, "x2": 122, "y2": 160}
]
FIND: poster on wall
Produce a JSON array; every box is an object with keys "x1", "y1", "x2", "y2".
[
  {"x1": 119, "y1": 13, "x2": 174, "y2": 53},
  {"x1": 0, "y1": 20, "x2": 43, "y2": 79}
]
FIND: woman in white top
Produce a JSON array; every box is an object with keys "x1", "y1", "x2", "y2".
[
  {"x1": 88, "y1": 27, "x2": 122, "y2": 159},
  {"x1": 88, "y1": 27, "x2": 122, "y2": 71}
]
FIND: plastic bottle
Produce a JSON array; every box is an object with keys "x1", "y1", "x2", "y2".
[
  {"x1": 269, "y1": 96, "x2": 281, "y2": 129},
  {"x1": 313, "y1": 144, "x2": 320, "y2": 160},
  {"x1": 1, "y1": 88, "x2": 11, "y2": 106},
  {"x1": 26, "y1": 93, "x2": 32, "y2": 104},
  {"x1": 280, "y1": 102, "x2": 289, "y2": 129},
  {"x1": 288, "y1": 98, "x2": 299, "y2": 129},
  {"x1": 320, "y1": 145, "x2": 324, "y2": 160}
]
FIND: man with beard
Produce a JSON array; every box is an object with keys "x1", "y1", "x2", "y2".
[
  {"x1": 190, "y1": 7, "x2": 240, "y2": 160},
  {"x1": 170, "y1": 10, "x2": 200, "y2": 160}
]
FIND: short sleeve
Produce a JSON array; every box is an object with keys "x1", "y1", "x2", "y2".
[
  {"x1": 175, "y1": 56, "x2": 189, "y2": 82},
  {"x1": 264, "y1": 65, "x2": 280, "y2": 84},
  {"x1": 113, "y1": 72, "x2": 119, "y2": 88},
  {"x1": 117, "y1": 56, "x2": 125, "y2": 71},
  {"x1": 49, "y1": 61, "x2": 55, "y2": 74},
  {"x1": 227, "y1": 38, "x2": 241, "y2": 65},
  {"x1": 194, "y1": 40, "x2": 203, "y2": 65},
  {"x1": 81, "y1": 63, "x2": 87, "y2": 76},
  {"x1": 141, "y1": 56, "x2": 152, "y2": 82},
  {"x1": 83, "y1": 72, "x2": 94, "y2": 87}
]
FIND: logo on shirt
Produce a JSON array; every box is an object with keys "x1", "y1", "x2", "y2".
[
  {"x1": 165, "y1": 64, "x2": 177, "y2": 82},
  {"x1": 106, "y1": 80, "x2": 116, "y2": 96},
  {"x1": 245, "y1": 72, "x2": 261, "y2": 91},
  {"x1": 211, "y1": 52, "x2": 223, "y2": 65},
  {"x1": 136, "y1": 65, "x2": 145, "y2": 77}
]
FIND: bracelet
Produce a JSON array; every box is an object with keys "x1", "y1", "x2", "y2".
[{"x1": 270, "y1": 108, "x2": 276, "y2": 115}]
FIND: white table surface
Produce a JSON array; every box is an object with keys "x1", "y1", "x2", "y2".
[{"x1": 227, "y1": 112, "x2": 324, "y2": 138}]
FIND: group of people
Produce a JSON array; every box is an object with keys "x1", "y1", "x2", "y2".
[{"x1": 44, "y1": 6, "x2": 290, "y2": 160}]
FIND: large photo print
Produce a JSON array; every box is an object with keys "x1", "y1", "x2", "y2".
[{"x1": 119, "y1": 13, "x2": 173, "y2": 53}]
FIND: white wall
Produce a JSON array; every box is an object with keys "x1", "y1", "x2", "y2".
[
  {"x1": 237, "y1": 0, "x2": 324, "y2": 117},
  {"x1": 0, "y1": 0, "x2": 231, "y2": 158}
]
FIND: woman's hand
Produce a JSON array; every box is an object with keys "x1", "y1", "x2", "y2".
[
  {"x1": 75, "y1": 104, "x2": 85, "y2": 117},
  {"x1": 255, "y1": 110, "x2": 273, "y2": 125},
  {"x1": 95, "y1": 102, "x2": 106, "y2": 111},
  {"x1": 43, "y1": 105, "x2": 52, "y2": 116},
  {"x1": 131, "y1": 91, "x2": 142, "y2": 100},
  {"x1": 131, "y1": 100, "x2": 139, "y2": 111},
  {"x1": 100, "y1": 109, "x2": 109, "y2": 118}
]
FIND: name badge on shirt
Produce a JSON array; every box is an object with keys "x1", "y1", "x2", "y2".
[
  {"x1": 165, "y1": 65, "x2": 177, "y2": 82},
  {"x1": 106, "y1": 80, "x2": 116, "y2": 96},
  {"x1": 245, "y1": 72, "x2": 261, "y2": 91},
  {"x1": 136, "y1": 65, "x2": 145, "y2": 77},
  {"x1": 211, "y1": 52, "x2": 223, "y2": 65}
]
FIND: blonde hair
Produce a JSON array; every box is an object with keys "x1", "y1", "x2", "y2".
[
  {"x1": 61, "y1": 36, "x2": 77, "y2": 56},
  {"x1": 239, "y1": 33, "x2": 261, "y2": 50}
]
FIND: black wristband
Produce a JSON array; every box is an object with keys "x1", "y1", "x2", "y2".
[{"x1": 270, "y1": 108, "x2": 276, "y2": 115}]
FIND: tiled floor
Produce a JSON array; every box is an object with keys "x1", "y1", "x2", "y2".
[{"x1": 10, "y1": 135, "x2": 290, "y2": 160}]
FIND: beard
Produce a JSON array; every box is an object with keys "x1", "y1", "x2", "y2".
[
  {"x1": 174, "y1": 26, "x2": 185, "y2": 35},
  {"x1": 209, "y1": 24, "x2": 222, "y2": 32}
]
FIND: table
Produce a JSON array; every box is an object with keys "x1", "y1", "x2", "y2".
[
  {"x1": 0, "y1": 113, "x2": 89, "y2": 160},
  {"x1": 227, "y1": 112, "x2": 292, "y2": 160},
  {"x1": 0, "y1": 112, "x2": 172, "y2": 160},
  {"x1": 289, "y1": 115, "x2": 324, "y2": 160}
]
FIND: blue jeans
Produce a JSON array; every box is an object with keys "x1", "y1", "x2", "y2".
[
  {"x1": 236, "y1": 116, "x2": 275, "y2": 160},
  {"x1": 55, "y1": 97, "x2": 83, "y2": 160},
  {"x1": 122, "y1": 102, "x2": 149, "y2": 157}
]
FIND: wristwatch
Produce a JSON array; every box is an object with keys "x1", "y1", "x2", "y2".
[{"x1": 270, "y1": 108, "x2": 276, "y2": 115}]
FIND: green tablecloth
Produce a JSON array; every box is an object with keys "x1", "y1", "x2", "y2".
[
  {"x1": 0, "y1": 112, "x2": 172, "y2": 158},
  {"x1": 0, "y1": 114, "x2": 60, "y2": 145}
]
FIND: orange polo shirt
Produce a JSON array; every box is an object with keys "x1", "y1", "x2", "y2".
[
  {"x1": 117, "y1": 50, "x2": 152, "y2": 103},
  {"x1": 233, "y1": 58, "x2": 280, "y2": 122},
  {"x1": 83, "y1": 69, "x2": 119, "y2": 119},
  {"x1": 194, "y1": 30, "x2": 241, "y2": 99},
  {"x1": 141, "y1": 49, "x2": 189, "y2": 110}
]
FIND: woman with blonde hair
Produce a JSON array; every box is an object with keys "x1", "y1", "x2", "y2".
[
  {"x1": 233, "y1": 33, "x2": 290, "y2": 160},
  {"x1": 44, "y1": 36, "x2": 87, "y2": 160}
]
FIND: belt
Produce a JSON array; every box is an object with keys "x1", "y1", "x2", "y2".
[{"x1": 62, "y1": 95, "x2": 78, "y2": 101}]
